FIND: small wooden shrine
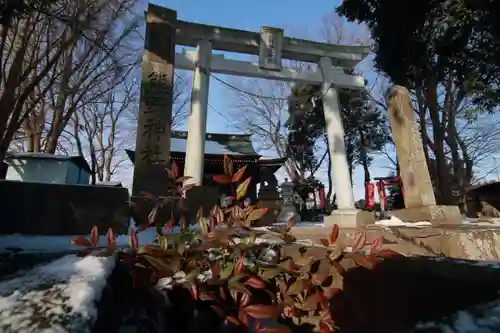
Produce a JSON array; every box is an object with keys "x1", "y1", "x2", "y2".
[{"x1": 126, "y1": 131, "x2": 286, "y2": 203}]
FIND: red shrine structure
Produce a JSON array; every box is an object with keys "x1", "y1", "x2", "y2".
[{"x1": 126, "y1": 131, "x2": 286, "y2": 203}]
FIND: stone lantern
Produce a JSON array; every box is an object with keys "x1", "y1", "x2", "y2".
[{"x1": 278, "y1": 178, "x2": 300, "y2": 224}]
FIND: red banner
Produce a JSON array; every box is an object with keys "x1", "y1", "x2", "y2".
[
  {"x1": 318, "y1": 186, "x2": 325, "y2": 209},
  {"x1": 365, "y1": 182, "x2": 375, "y2": 209}
]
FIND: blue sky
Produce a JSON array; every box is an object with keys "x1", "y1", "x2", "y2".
[{"x1": 138, "y1": 0, "x2": 397, "y2": 200}]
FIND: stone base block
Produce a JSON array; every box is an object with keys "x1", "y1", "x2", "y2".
[
  {"x1": 324, "y1": 209, "x2": 361, "y2": 228},
  {"x1": 391, "y1": 205, "x2": 461, "y2": 225}
]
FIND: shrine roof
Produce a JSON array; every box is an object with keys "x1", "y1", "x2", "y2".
[{"x1": 170, "y1": 131, "x2": 258, "y2": 156}]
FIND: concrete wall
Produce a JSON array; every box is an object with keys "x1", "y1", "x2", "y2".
[{"x1": 0, "y1": 180, "x2": 130, "y2": 235}]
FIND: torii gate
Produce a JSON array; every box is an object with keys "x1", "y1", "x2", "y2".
[{"x1": 133, "y1": 4, "x2": 370, "y2": 227}]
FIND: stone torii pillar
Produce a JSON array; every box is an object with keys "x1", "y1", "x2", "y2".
[
  {"x1": 319, "y1": 57, "x2": 359, "y2": 227},
  {"x1": 183, "y1": 39, "x2": 212, "y2": 186}
]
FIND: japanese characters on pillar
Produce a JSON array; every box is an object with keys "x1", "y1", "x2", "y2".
[
  {"x1": 132, "y1": 5, "x2": 176, "y2": 196},
  {"x1": 139, "y1": 69, "x2": 170, "y2": 164}
]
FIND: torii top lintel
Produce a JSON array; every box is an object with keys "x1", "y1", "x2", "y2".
[{"x1": 147, "y1": 4, "x2": 370, "y2": 68}]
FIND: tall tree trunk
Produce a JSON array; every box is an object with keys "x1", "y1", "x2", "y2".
[
  {"x1": 44, "y1": 45, "x2": 73, "y2": 154},
  {"x1": 359, "y1": 130, "x2": 371, "y2": 183},
  {"x1": 416, "y1": 88, "x2": 435, "y2": 182},
  {"x1": 425, "y1": 81, "x2": 451, "y2": 204}
]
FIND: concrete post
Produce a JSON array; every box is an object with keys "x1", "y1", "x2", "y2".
[
  {"x1": 319, "y1": 57, "x2": 355, "y2": 210},
  {"x1": 183, "y1": 39, "x2": 212, "y2": 186}
]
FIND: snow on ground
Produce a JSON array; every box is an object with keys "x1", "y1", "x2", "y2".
[
  {"x1": 3, "y1": 215, "x2": 500, "y2": 254},
  {"x1": 0, "y1": 254, "x2": 115, "y2": 333},
  {"x1": 374, "y1": 216, "x2": 433, "y2": 228},
  {"x1": 411, "y1": 296, "x2": 500, "y2": 333},
  {"x1": 0, "y1": 219, "x2": 324, "y2": 253},
  {"x1": 463, "y1": 217, "x2": 500, "y2": 226},
  {"x1": 0, "y1": 219, "x2": 152, "y2": 254}
]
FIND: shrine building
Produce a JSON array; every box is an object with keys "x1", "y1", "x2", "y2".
[{"x1": 126, "y1": 131, "x2": 286, "y2": 203}]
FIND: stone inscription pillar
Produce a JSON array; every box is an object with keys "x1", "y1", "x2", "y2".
[
  {"x1": 183, "y1": 39, "x2": 212, "y2": 186},
  {"x1": 319, "y1": 57, "x2": 355, "y2": 210},
  {"x1": 132, "y1": 5, "x2": 176, "y2": 196},
  {"x1": 387, "y1": 86, "x2": 436, "y2": 208}
]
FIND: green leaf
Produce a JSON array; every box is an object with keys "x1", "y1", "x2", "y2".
[
  {"x1": 229, "y1": 281, "x2": 251, "y2": 296},
  {"x1": 185, "y1": 267, "x2": 201, "y2": 283},
  {"x1": 260, "y1": 267, "x2": 283, "y2": 280},
  {"x1": 228, "y1": 274, "x2": 246, "y2": 286},
  {"x1": 286, "y1": 279, "x2": 310, "y2": 295},
  {"x1": 158, "y1": 236, "x2": 169, "y2": 251},
  {"x1": 220, "y1": 262, "x2": 235, "y2": 279},
  {"x1": 156, "y1": 221, "x2": 163, "y2": 236}
]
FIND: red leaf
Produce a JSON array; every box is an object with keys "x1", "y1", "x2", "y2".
[
  {"x1": 319, "y1": 238, "x2": 330, "y2": 247},
  {"x1": 235, "y1": 256, "x2": 245, "y2": 274},
  {"x1": 213, "y1": 174, "x2": 233, "y2": 184},
  {"x1": 318, "y1": 291, "x2": 328, "y2": 310},
  {"x1": 164, "y1": 220, "x2": 174, "y2": 233},
  {"x1": 175, "y1": 176, "x2": 193, "y2": 183},
  {"x1": 244, "y1": 276, "x2": 265, "y2": 289},
  {"x1": 171, "y1": 161, "x2": 179, "y2": 179},
  {"x1": 329, "y1": 224, "x2": 339, "y2": 245},
  {"x1": 375, "y1": 248, "x2": 404, "y2": 258},
  {"x1": 320, "y1": 326, "x2": 330, "y2": 333},
  {"x1": 180, "y1": 183, "x2": 196, "y2": 193},
  {"x1": 352, "y1": 232, "x2": 366, "y2": 252},
  {"x1": 240, "y1": 293, "x2": 250, "y2": 308},
  {"x1": 323, "y1": 287, "x2": 341, "y2": 299},
  {"x1": 71, "y1": 236, "x2": 92, "y2": 247},
  {"x1": 352, "y1": 252, "x2": 375, "y2": 269},
  {"x1": 189, "y1": 284, "x2": 198, "y2": 299},
  {"x1": 238, "y1": 308, "x2": 250, "y2": 326},
  {"x1": 225, "y1": 196, "x2": 235, "y2": 200},
  {"x1": 211, "y1": 262, "x2": 220, "y2": 279},
  {"x1": 129, "y1": 229, "x2": 139, "y2": 249},
  {"x1": 140, "y1": 191, "x2": 156, "y2": 200},
  {"x1": 232, "y1": 165, "x2": 248, "y2": 183},
  {"x1": 253, "y1": 318, "x2": 262, "y2": 332},
  {"x1": 226, "y1": 316, "x2": 241, "y2": 325},
  {"x1": 89, "y1": 226, "x2": 99, "y2": 248},
  {"x1": 371, "y1": 236, "x2": 384, "y2": 253},
  {"x1": 106, "y1": 228, "x2": 116, "y2": 251},
  {"x1": 210, "y1": 305, "x2": 226, "y2": 318},
  {"x1": 243, "y1": 304, "x2": 279, "y2": 320}
]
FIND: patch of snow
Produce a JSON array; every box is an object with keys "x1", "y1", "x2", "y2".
[
  {"x1": 0, "y1": 234, "x2": 121, "y2": 254},
  {"x1": 0, "y1": 219, "x2": 153, "y2": 254},
  {"x1": 429, "y1": 256, "x2": 500, "y2": 269},
  {"x1": 0, "y1": 254, "x2": 115, "y2": 333},
  {"x1": 375, "y1": 216, "x2": 432, "y2": 228},
  {"x1": 0, "y1": 217, "x2": 326, "y2": 254},
  {"x1": 412, "y1": 296, "x2": 500, "y2": 332},
  {"x1": 462, "y1": 217, "x2": 500, "y2": 226}
]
